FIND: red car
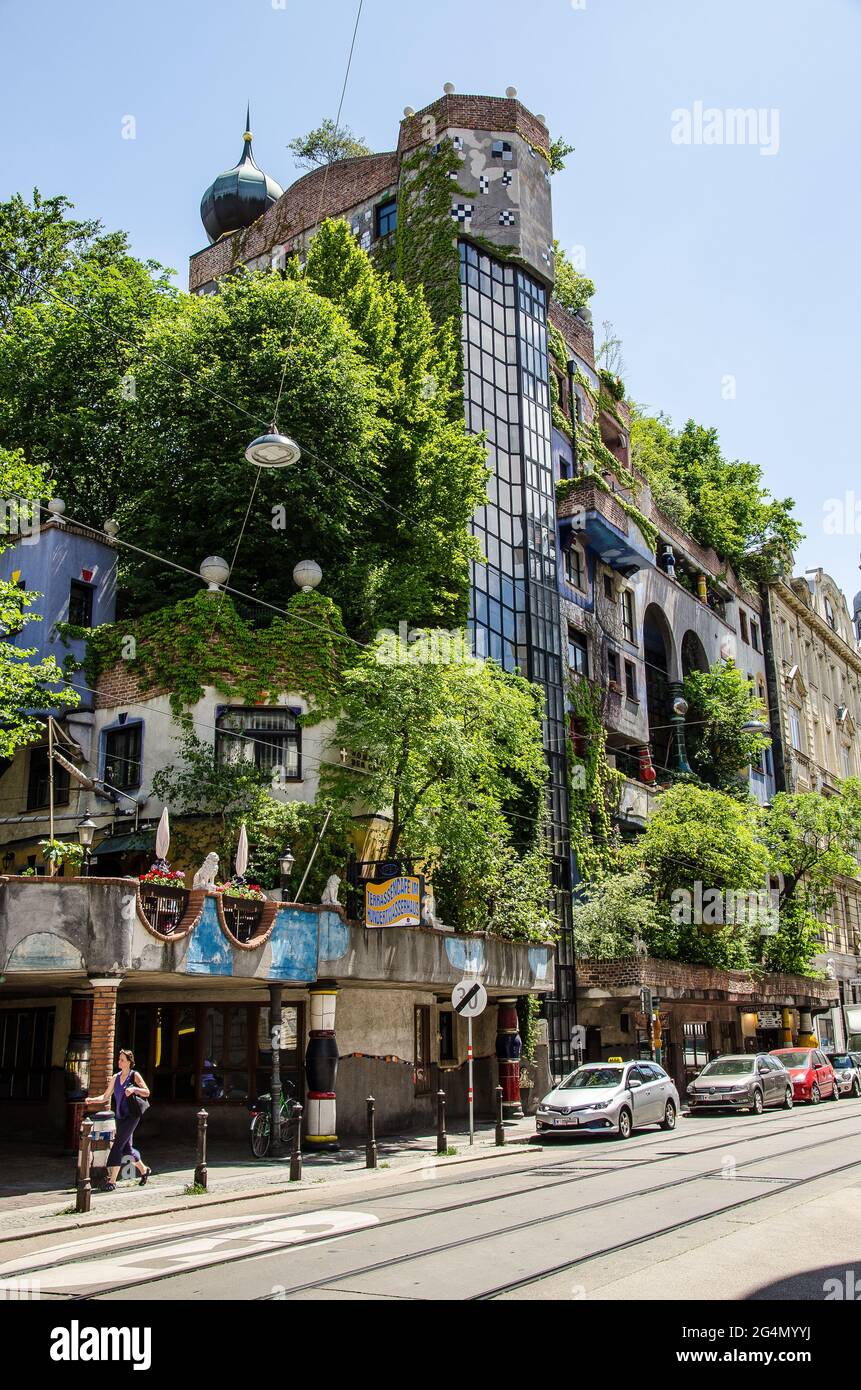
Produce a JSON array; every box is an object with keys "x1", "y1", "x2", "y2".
[{"x1": 770, "y1": 1047, "x2": 839, "y2": 1104}]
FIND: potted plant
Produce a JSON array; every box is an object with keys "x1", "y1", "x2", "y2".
[
  {"x1": 216, "y1": 881, "x2": 267, "y2": 943},
  {"x1": 139, "y1": 868, "x2": 187, "y2": 888},
  {"x1": 39, "y1": 839, "x2": 85, "y2": 875}
]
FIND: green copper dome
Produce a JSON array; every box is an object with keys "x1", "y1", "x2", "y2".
[{"x1": 200, "y1": 107, "x2": 283, "y2": 244}]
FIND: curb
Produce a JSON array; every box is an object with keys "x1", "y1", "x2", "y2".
[{"x1": 0, "y1": 1131, "x2": 540, "y2": 1246}]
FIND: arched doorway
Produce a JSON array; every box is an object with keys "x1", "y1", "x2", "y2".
[
  {"x1": 644, "y1": 605, "x2": 674, "y2": 776},
  {"x1": 681, "y1": 630, "x2": 709, "y2": 678}
]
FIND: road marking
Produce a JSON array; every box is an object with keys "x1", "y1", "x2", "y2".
[{"x1": 0, "y1": 1209, "x2": 379, "y2": 1296}]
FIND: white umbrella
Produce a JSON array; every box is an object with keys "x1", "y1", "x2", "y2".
[
  {"x1": 235, "y1": 822, "x2": 249, "y2": 880},
  {"x1": 155, "y1": 807, "x2": 170, "y2": 863}
]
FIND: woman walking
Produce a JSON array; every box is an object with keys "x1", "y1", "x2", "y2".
[{"x1": 88, "y1": 1048, "x2": 152, "y2": 1191}]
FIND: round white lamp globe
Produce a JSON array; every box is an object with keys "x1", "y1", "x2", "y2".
[
  {"x1": 293, "y1": 560, "x2": 322, "y2": 593},
  {"x1": 200, "y1": 556, "x2": 230, "y2": 591}
]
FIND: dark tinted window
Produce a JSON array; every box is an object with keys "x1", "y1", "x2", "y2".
[
  {"x1": 103, "y1": 723, "x2": 143, "y2": 791},
  {"x1": 68, "y1": 580, "x2": 94, "y2": 628}
]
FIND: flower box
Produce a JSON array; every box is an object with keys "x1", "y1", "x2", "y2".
[
  {"x1": 139, "y1": 885, "x2": 189, "y2": 936},
  {"x1": 219, "y1": 897, "x2": 265, "y2": 944}
]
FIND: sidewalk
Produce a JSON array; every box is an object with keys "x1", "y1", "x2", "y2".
[{"x1": 0, "y1": 1114, "x2": 539, "y2": 1243}]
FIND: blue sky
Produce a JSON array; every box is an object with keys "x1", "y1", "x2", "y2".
[{"x1": 3, "y1": 0, "x2": 860, "y2": 611}]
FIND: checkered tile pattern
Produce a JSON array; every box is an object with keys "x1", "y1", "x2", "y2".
[
  {"x1": 452, "y1": 202, "x2": 475, "y2": 223},
  {"x1": 479, "y1": 175, "x2": 489, "y2": 194},
  {"x1": 499, "y1": 209, "x2": 516, "y2": 226},
  {"x1": 502, "y1": 171, "x2": 513, "y2": 186}
]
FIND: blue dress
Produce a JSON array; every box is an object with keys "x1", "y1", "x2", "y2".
[{"x1": 108, "y1": 1072, "x2": 142, "y2": 1165}]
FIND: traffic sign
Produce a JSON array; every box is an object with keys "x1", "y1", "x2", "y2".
[{"x1": 451, "y1": 979, "x2": 487, "y2": 1019}]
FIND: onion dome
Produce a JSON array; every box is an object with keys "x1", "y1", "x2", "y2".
[{"x1": 200, "y1": 105, "x2": 283, "y2": 244}]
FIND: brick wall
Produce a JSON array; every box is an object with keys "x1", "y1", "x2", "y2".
[
  {"x1": 95, "y1": 661, "x2": 164, "y2": 709},
  {"x1": 576, "y1": 955, "x2": 838, "y2": 1007},
  {"x1": 398, "y1": 94, "x2": 549, "y2": 155},
  {"x1": 89, "y1": 981, "x2": 120, "y2": 1094},
  {"x1": 189, "y1": 152, "x2": 400, "y2": 291}
]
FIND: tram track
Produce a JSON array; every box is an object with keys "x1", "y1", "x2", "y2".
[{"x1": 8, "y1": 1106, "x2": 854, "y2": 1300}]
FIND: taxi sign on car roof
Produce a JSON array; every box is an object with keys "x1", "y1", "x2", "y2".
[{"x1": 607, "y1": 1056, "x2": 624, "y2": 1063}]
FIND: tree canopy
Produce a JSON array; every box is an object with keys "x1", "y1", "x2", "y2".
[
  {"x1": 287, "y1": 120, "x2": 372, "y2": 170},
  {"x1": 630, "y1": 409, "x2": 802, "y2": 583},
  {"x1": 682, "y1": 659, "x2": 770, "y2": 794},
  {"x1": 0, "y1": 447, "x2": 79, "y2": 756}
]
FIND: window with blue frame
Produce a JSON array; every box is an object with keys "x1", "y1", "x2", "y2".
[{"x1": 376, "y1": 198, "x2": 397, "y2": 238}]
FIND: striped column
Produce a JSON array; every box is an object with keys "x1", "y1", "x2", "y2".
[
  {"x1": 496, "y1": 999, "x2": 523, "y2": 1119},
  {"x1": 87, "y1": 978, "x2": 121, "y2": 1095},
  {"x1": 305, "y1": 983, "x2": 340, "y2": 1151}
]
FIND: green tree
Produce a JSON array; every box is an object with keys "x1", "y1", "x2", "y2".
[
  {"x1": 150, "y1": 728, "x2": 351, "y2": 897},
  {"x1": 0, "y1": 191, "x2": 176, "y2": 526},
  {"x1": 571, "y1": 869, "x2": 661, "y2": 959},
  {"x1": 682, "y1": 659, "x2": 770, "y2": 794},
  {"x1": 287, "y1": 120, "x2": 372, "y2": 170},
  {"x1": 629, "y1": 408, "x2": 802, "y2": 583},
  {"x1": 116, "y1": 219, "x2": 485, "y2": 635},
  {"x1": 760, "y1": 782, "x2": 861, "y2": 973},
  {"x1": 548, "y1": 136, "x2": 575, "y2": 174},
  {"x1": 0, "y1": 447, "x2": 79, "y2": 756},
  {"x1": 552, "y1": 241, "x2": 595, "y2": 316},
  {"x1": 320, "y1": 633, "x2": 553, "y2": 939}
]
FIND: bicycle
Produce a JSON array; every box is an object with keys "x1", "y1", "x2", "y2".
[{"x1": 247, "y1": 1082, "x2": 300, "y2": 1158}]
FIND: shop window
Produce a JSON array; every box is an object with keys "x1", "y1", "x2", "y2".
[
  {"x1": 0, "y1": 1008, "x2": 54, "y2": 1100},
  {"x1": 132, "y1": 1003, "x2": 303, "y2": 1104},
  {"x1": 26, "y1": 745, "x2": 69, "y2": 811},
  {"x1": 103, "y1": 722, "x2": 143, "y2": 792},
  {"x1": 415, "y1": 1005, "x2": 431, "y2": 1094},
  {"x1": 682, "y1": 1021, "x2": 710, "y2": 1068}
]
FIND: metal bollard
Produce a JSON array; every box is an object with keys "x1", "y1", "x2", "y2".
[
  {"x1": 366, "y1": 1095, "x2": 378, "y2": 1169},
  {"x1": 289, "y1": 1104, "x2": 303, "y2": 1182},
  {"x1": 495, "y1": 1084, "x2": 506, "y2": 1146},
  {"x1": 76, "y1": 1118, "x2": 93, "y2": 1214},
  {"x1": 194, "y1": 1109, "x2": 208, "y2": 1189},
  {"x1": 436, "y1": 1088, "x2": 447, "y2": 1155}
]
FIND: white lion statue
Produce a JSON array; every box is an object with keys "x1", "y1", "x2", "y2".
[
  {"x1": 321, "y1": 874, "x2": 341, "y2": 905},
  {"x1": 193, "y1": 852, "x2": 220, "y2": 890}
]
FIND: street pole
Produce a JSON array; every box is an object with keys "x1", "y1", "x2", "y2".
[
  {"x1": 48, "y1": 716, "x2": 55, "y2": 870},
  {"x1": 468, "y1": 1015, "x2": 474, "y2": 1146},
  {"x1": 295, "y1": 808, "x2": 332, "y2": 903},
  {"x1": 269, "y1": 983, "x2": 283, "y2": 1159}
]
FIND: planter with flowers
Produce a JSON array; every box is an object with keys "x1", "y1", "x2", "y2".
[
  {"x1": 215, "y1": 881, "x2": 269, "y2": 944},
  {"x1": 138, "y1": 868, "x2": 189, "y2": 936}
]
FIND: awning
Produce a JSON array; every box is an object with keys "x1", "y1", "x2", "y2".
[{"x1": 91, "y1": 832, "x2": 154, "y2": 858}]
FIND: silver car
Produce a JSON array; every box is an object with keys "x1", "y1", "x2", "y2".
[
  {"x1": 687, "y1": 1053, "x2": 792, "y2": 1114},
  {"x1": 536, "y1": 1061, "x2": 680, "y2": 1140},
  {"x1": 826, "y1": 1053, "x2": 861, "y2": 1097}
]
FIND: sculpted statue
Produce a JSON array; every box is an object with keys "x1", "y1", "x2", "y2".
[
  {"x1": 193, "y1": 852, "x2": 219, "y2": 890},
  {"x1": 321, "y1": 874, "x2": 341, "y2": 905},
  {"x1": 421, "y1": 888, "x2": 438, "y2": 928}
]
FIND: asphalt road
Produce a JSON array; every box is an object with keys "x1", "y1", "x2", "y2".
[{"x1": 5, "y1": 1100, "x2": 861, "y2": 1301}]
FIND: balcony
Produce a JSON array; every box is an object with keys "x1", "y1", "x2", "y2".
[{"x1": 557, "y1": 477, "x2": 653, "y2": 574}]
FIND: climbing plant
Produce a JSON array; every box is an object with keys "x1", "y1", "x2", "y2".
[{"x1": 567, "y1": 676, "x2": 624, "y2": 882}]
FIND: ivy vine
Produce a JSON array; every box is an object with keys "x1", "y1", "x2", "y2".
[
  {"x1": 61, "y1": 590, "x2": 347, "y2": 718},
  {"x1": 567, "y1": 676, "x2": 624, "y2": 882},
  {"x1": 393, "y1": 138, "x2": 467, "y2": 331}
]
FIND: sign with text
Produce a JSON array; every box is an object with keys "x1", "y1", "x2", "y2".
[{"x1": 364, "y1": 875, "x2": 423, "y2": 928}]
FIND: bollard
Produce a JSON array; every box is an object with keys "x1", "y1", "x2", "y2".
[
  {"x1": 436, "y1": 1088, "x2": 447, "y2": 1156},
  {"x1": 76, "y1": 1118, "x2": 93, "y2": 1214},
  {"x1": 495, "y1": 1085, "x2": 506, "y2": 1146},
  {"x1": 194, "y1": 1109, "x2": 208, "y2": 1190},
  {"x1": 366, "y1": 1095, "x2": 378, "y2": 1169},
  {"x1": 289, "y1": 1104, "x2": 303, "y2": 1182}
]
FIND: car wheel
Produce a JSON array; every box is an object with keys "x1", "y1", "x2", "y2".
[
  {"x1": 831, "y1": 1080, "x2": 841, "y2": 1101},
  {"x1": 783, "y1": 1087, "x2": 793, "y2": 1110},
  {"x1": 618, "y1": 1107, "x2": 633, "y2": 1140},
  {"x1": 751, "y1": 1088, "x2": 764, "y2": 1115},
  {"x1": 853, "y1": 1078, "x2": 861, "y2": 1099},
  {"x1": 810, "y1": 1083, "x2": 821, "y2": 1105},
  {"x1": 660, "y1": 1100, "x2": 677, "y2": 1131}
]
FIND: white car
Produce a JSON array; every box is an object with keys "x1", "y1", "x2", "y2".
[{"x1": 536, "y1": 1060, "x2": 680, "y2": 1140}]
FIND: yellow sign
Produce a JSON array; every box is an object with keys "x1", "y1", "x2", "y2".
[
  {"x1": 607, "y1": 1056, "x2": 624, "y2": 1063},
  {"x1": 365, "y1": 875, "x2": 423, "y2": 928}
]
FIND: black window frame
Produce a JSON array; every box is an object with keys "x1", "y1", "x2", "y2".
[
  {"x1": 0, "y1": 1007, "x2": 55, "y2": 1101},
  {"x1": 567, "y1": 629, "x2": 589, "y2": 678},
  {"x1": 68, "y1": 579, "x2": 94, "y2": 628},
  {"x1": 624, "y1": 660, "x2": 637, "y2": 700},
  {"x1": 215, "y1": 707, "x2": 302, "y2": 782},
  {"x1": 103, "y1": 721, "x2": 143, "y2": 793},
  {"x1": 607, "y1": 649, "x2": 620, "y2": 686},
  {"x1": 26, "y1": 745, "x2": 69, "y2": 811}
]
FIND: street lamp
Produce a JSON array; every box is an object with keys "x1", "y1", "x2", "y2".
[
  {"x1": 279, "y1": 847, "x2": 295, "y2": 901},
  {"x1": 77, "y1": 813, "x2": 96, "y2": 877},
  {"x1": 742, "y1": 717, "x2": 768, "y2": 734},
  {"x1": 245, "y1": 426, "x2": 301, "y2": 469}
]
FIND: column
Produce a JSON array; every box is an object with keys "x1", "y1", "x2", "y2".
[
  {"x1": 780, "y1": 1007, "x2": 794, "y2": 1047},
  {"x1": 88, "y1": 977, "x2": 121, "y2": 1096},
  {"x1": 496, "y1": 999, "x2": 523, "y2": 1120},
  {"x1": 305, "y1": 982, "x2": 339, "y2": 1151},
  {"x1": 798, "y1": 1010, "x2": 817, "y2": 1047},
  {"x1": 668, "y1": 682, "x2": 693, "y2": 775}
]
